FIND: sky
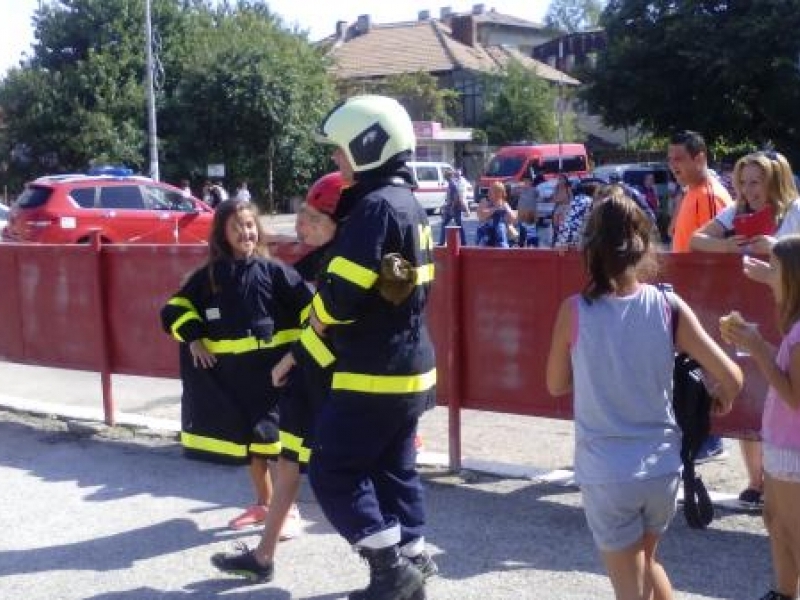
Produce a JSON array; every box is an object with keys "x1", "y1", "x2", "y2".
[{"x1": 0, "y1": 0, "x2": 552, "y2": 76}]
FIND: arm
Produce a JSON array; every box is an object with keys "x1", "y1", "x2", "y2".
[
  {"x1": 476, "y1": 198, "x2": 492, "y2": 223},
  {"x1": 312, "y1": 198, "x2": 385, "y2": 328},
  {"x1": 722, "y1": 321, "x2": 800, "y2": 409},
  {"x1": 546, "y1": 298, "x2": 574, "y2": 396},
  {"x1": 690, "y1": 218, "x2": 748, "y2": 253},
  {"x1": 675, "y1": 295, "x2": 743, "y2": 413}
]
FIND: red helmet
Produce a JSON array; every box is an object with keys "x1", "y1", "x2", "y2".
[{"x1": 305, "y1": 172, "x2": 345, "y2": 217}]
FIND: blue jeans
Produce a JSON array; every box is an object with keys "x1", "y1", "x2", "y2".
[{"x1": 439, "y1": 207, "x2": 466, "y2": 246}]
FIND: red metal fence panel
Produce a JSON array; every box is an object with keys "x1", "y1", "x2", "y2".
[{"x1": 0, "y1": 240, "x2": 773, "y2": 440}]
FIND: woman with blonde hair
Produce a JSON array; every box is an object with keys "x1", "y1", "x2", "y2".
[
  {"x1": 691, "y1": 151, "x2": 800, "y2": 255},
  {"x1": 476, "y1": 181, "x2": 518, "y2": 247},
  {"x1": 691, "y1": 150, "x2": 800, "y2": 510}
]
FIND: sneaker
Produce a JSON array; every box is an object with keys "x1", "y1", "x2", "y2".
[
  {"x1": 228, "y1": 504, "x2": 268, "y2": 530},
  {"x1": 279, "y1": 504, "x2": 302, "y2": 541},
  {"x1": 408, "y1": 550, "x2": 439, "y2": 581},
  {"x1": 738, "y1": 487, "x2": 764, "y2": 510},
  {"x1": 211, "y1": 543, "x2": 274, "y2": 583},
  {"x1": 694, "y1": 436, "x2": 728, "y2": 464}
]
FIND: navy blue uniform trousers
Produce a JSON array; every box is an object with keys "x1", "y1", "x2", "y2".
[{"x1": 309, "y1": 395, "x2": 429, "y2": 547}]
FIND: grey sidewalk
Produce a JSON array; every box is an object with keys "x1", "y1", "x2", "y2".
[
  {"x1": 0, "y1": 360, "x2": 773, "y2": 599},
  {"x1": 0, "y1": 360, "x2": 749, "y2": 493}
]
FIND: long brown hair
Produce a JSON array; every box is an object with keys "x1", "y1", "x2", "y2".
[
  {"x1": 772, "y1": 235, "x2": 800, "y2": 334},
  {"x1": 207, "y1": 199, "x2": 270, "y2": 292},
  {"x1": 581, "y1": 193, "x2": 657, "y2": 301}
]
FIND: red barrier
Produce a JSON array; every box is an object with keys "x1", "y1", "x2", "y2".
[{"x1": 0, "y1": 238, "x2": 772, "y2": 467}]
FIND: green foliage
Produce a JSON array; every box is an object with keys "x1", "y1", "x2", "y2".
[
  {"x1": 582, "y1": 0, "x2": 800, "y2": 165},
  {"x1": 480, "y1": 60, "x2": 565, "y2": 145},
  {"x1": 337, "y1": 72, "x2": 459, "y2": 126},
  {"x1": 0, "y1": 0, "x2": 336, "y2": 207},
  {"x1": 545, "y1": 0, "x2": 605, "y2": 32}
]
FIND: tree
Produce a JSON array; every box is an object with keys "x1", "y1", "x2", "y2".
[
  {"x1": 581, "y1": 0, "x2": 800, "y2": 163},
  {"x1": 161, "y1": 1, "x2": 336, "y2": 209},
  {"x1": 544, "y1": 0, "x2": 605, "y2": 32},
  {"x1": 338, "y1": 72, "x2": 459, "y2": 125},
  {"x1": 480, "y1": 59, "x2": 574, "y2": 145},
  {"x1": 0, "y1": 0, "x2": 336, "y2": 207}
]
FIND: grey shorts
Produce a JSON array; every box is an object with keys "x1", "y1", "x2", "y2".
[{"x1": 581, "y1": 473, "x2": 679, "y2": 552}]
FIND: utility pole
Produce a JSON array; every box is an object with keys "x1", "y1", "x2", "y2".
[{"x1": 145, "y1": 0, "x2": 159, "y2": 181}]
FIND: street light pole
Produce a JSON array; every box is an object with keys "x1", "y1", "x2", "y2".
[{"x1": 145, "y1": 0, "x2": 159, "y2": 181}]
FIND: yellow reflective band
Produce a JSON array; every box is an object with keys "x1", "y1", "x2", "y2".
[
  {"x1": 202, "y1": 329, "x2": 300, "y2": 354},
  {"x1": 181, "y1": 431, "x2": 248, "y2": 458},
  {"x1": 415, "y1": 263, "x2": 434, "y2": 284},
  {"x1": 250, "y1": 440, "x2": 281, "y2": 456},
  {"x1": 332, "y1": 368, "x2": 437, "y2": 394},
  {"x1": 300, "y1": 302, "x2": 311, "y2": 324},
  {"x1": 279, "y1": 431, "x2": 312, "y2": 464},
  {"x1": 168, "y1": 296, "x2": 197, "y2": 312},
  {"x1": 312, "y1": 294, "x2": 354, "y2": 326},
  {"x1": 328, "y1": 256, "x2": 378, "y2": 289},
  {"x1": 418, "y1": 224, "x2": 434, "y2": 251},
  {"x1": 171, "y1": 311, "x2": 201, "y2": 342},
  {"x1": 300, "y1": 326, "x2": 335, "y2": 367}
]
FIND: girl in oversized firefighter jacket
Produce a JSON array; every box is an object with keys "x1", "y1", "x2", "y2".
[{"x1": 160, "y1": 198, "x2": 313, "y2": 531}]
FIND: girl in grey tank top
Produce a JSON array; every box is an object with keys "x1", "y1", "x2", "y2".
[{"x1": 546, "y1": 193, "x2": 742, "y2": 599}]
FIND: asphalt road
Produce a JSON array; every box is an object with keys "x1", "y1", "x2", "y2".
[{"x1": 0, "y1": 403, "x2": 772, "y2": 600}]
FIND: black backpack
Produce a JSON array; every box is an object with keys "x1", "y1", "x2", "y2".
[{"x1": 664, "y1": 291, "x2": 715, "y2": 529}]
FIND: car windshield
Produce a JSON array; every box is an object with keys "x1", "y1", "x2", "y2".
[{"x1": 485, "y1": 156, "x2": 525, "y2": 177}]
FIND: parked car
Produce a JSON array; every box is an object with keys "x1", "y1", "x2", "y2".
[
  {"x1": 408, "y1": 161, "x2": 474, "y2": 214},
  {"x1": 592, "y1": 162, "x2": 673, "y2": 204},
  {"x1": 2, "y1": 170, "x2": 213, "y2": 244},
  {"x1": 478, "y1": 142, "x2": 590, "y2": 207}
]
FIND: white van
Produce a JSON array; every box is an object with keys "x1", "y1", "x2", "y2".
[{"x1": 408, "y1": 161, "x2": 474, "y2": 214}]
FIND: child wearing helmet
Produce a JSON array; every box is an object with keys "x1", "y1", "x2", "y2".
[{"x1": 307, "y1": 95, "x2": 438, "y2": 600}]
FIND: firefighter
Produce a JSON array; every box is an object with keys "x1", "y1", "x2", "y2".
[
  {"x1": 160, "y1": 198, "x2": 313, "y2": 530},
  {"x1": 306, "y1": 95, "x2": 437, "y2": 600}
]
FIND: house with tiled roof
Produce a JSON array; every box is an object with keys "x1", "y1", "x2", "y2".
[{"x1": 320, "y1": 8, "x2": 578, "y2": 128}]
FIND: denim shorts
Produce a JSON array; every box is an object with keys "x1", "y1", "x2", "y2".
[{"x1": 581, "y1": 473, "x2": 679, "y2": 552}]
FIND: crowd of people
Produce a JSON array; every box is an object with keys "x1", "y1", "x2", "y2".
[{"x1": 160, "y1": 107, "x2": 800, "y2": 600}]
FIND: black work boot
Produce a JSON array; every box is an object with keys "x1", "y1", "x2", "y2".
[{"x1": 349, "y1": 545, "x2": 425, "y2": 600}]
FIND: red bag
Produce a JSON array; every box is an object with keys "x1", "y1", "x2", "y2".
[{"x1": 733, "y1": 205, "x2": 776, "y2": 238}]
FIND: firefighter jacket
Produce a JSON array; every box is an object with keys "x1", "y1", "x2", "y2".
[
  {"x1": 305, "y1": 166, "x2": 436, "y2": 403},
  {"x1": 160, "y1": 257, "x2": 313, "y2": 463}
]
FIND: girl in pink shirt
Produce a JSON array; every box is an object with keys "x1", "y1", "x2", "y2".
[{"x1": 723, "y1": 235, "x2": 800, "y2": 600}]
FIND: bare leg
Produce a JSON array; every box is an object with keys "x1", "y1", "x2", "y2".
[
  {"x1": 254, "y1": 457, "x2": 302, "y2": 563},
  {"x1": 602, "y1": 533, "x2": 672, "y2": 600},
  {"x1": 740, "y1": 439, "x2": 764, "y2": 492},
  {"x1": 764, "y1": 474, "x2": 800, "y2": 597},
  {"x1": 249, "y1": 456, "x2": 274, "y2": 506}
]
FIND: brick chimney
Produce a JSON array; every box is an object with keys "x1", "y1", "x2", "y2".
[
  {"x1": 418, "y1": 9, "x2": 431, "y2": 21},
  {"x1": 472, "y1": 3, "x2": 486, "y2": 14},
  {"x1": 335, "y1": 20, "x2": 348, "y2": 41},
  {"x1": 356, "y1": 14, "x2": 371, "y2": 35},
  {"x1": 440, "y1": 6, "x2": 453, "y2": 20},
  {"x1": 450, "y1": 14, "x2": 477, "y2": 47}
]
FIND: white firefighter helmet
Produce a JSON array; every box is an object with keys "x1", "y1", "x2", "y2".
[{"x1": 317, "y1": 95, "x2": 415, "y2": 173}]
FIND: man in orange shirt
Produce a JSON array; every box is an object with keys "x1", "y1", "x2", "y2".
[{"x1": 667, "y1": 130, "x2": 732, "y2": 252}]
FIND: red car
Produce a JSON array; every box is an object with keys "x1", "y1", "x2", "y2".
[{"x1": 2, "y1": 172, "x2": 213, "y2": 244}]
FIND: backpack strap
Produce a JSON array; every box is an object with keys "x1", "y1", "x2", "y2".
[{"x1": 656, "y1": 284, "x2": 680, "y2": 345}]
